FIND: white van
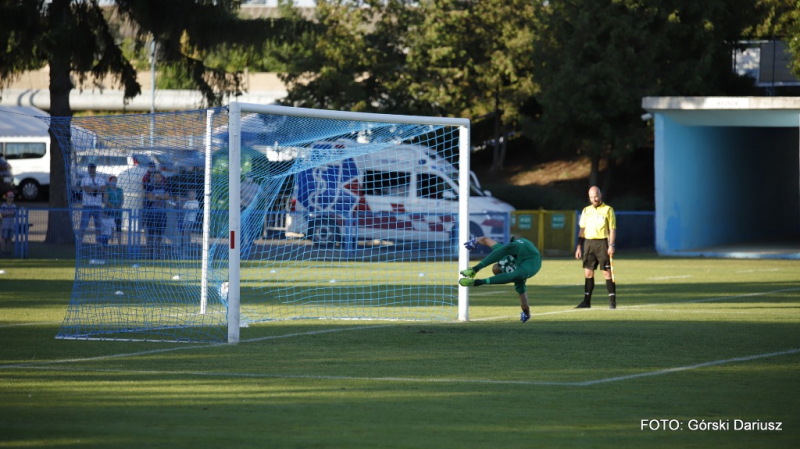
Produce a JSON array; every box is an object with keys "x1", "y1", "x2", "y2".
[
  {"x1": 0, "y1": 137, "x2": 51, "y2": 201},
  {"x1": 284, "y1": 140, "x2": 514, "y2": 245},
  {"x1": 0, "y1": 105, "x2": 52, "y2": 201}
]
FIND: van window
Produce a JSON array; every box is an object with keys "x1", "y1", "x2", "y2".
[
  {"x1": 105, "y1": 156, "x2": 129, "y2": 166},
  {"x1": 417, "y1": 173, "x2": 454, "y2": 200},
  {"x1": 4, "y1": 142, "x2": 46, "y2": 160},
  {"x1": 364, "y1": 170, "x2": 410, "y2": 197}
]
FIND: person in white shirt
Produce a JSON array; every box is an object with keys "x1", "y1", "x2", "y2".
[
  {"x1": 98, "y1": 210, "x2": 115, "y2": 262},
  {"x1": 181, "y1": 189, "x2": 200, "y2": 252},
  {"x1": 78, "y1": 163, "x2": 106, "y2": 243}
]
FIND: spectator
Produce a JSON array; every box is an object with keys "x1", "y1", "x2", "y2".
[
  {"x1": 104, "y1": 175, "x2": 124, "y2": 244},
  {"x1": 240, "y1": 173, "x2": 262, "y2": 259},
  {"x1": 143, "y1": 171, "x2": 170, "y2": 258},
  {"x1": 142, "y1": 161, "x2": 158, "y2": 187},
  {"x1": 98, "y1": 210, "x2": 115, "y2": 262},
  {"x1": 241, "y1": 172, "x2": 260, "y2": 210},
  {"x1": 1, "y1": 191, "x2": 18, "y2": 253},
  {"x1": 78, "y1": 163, "x2": 106, "y2": 243},
  {"x1": 181, "y1": 189, "x2": 200, "y2": 253}
]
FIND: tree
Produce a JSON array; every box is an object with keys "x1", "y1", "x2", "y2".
[
  {"x1": 744, "y1": 0, "x2": 800, "y2": 79},
  {"x1": 277, "y1": 0, "x2": 418, "y2": 112},
  {"x1": 404, "y1": 0, "x2": 539, "y2": 172},
  {"x1": 0, "y1": 0, "x2": 309, "y2": 244},
  {"x1": 278, "y1": 0, "x2": 538, "y2": 171},
  {"x1": 530, "y1": 0, "x2": 765, "y2": 195}
]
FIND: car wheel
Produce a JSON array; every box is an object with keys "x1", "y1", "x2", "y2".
[
  {"x1": 309, "y1": 217, "x2": 339, "y2": 247},
  {"x1": 19, "y1": 180, "x2": 40, "y2": 201}
]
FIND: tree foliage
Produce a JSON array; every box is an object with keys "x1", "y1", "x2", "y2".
[
  {"x1": 0, "y1": 0, "x2": 313, "y2": 245},
  {"x1": 530, "y1": 0, "x2": 766, "y2": 191}
]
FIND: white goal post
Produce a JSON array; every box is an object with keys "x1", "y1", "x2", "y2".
[{"x1": 225, "y1": 103, "x2": 471, "y2": 343}]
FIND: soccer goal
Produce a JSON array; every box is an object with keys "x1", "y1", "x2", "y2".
[{"x1": 48, "y1": 103, "x2": 471, "y2": 343}]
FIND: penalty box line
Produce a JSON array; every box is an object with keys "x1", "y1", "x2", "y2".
[
  {"x1": 7, "y1": 347, "x2": 800, "y2": 388},
  {"x1": 0, "y1": 325, "x2": 391, "y2": 371}
]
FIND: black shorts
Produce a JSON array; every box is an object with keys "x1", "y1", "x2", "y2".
[{"x1": 582, "y1": 239, "x2": 611, "y2": 271}]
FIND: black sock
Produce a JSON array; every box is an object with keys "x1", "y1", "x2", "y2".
[
  {"x1": 584, "y1": 278, "x2": 594, "y2": 304},
  {"x1": 606, "y1": 279, "x2": 616, "y2": 302},
  {"x1": 474, "y1": 279, "x2": 487, "y2": 287}
]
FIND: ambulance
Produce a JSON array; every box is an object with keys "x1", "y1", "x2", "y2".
[{"x1": 284, "y1": 139, "x2": 514, "y2": 246}]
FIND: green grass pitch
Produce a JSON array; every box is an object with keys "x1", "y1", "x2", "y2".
[{"x1": 1, "y1": 255, "x2": 799, "y2": 448}]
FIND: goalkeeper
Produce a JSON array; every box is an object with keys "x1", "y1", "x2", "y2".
[{"x1": 459, "y1": 236, "x2": 542, "y2": 323}]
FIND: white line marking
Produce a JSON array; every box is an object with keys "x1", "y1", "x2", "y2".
[
  {"x1": 2, "y1": 287, "x2": 800, "y2": 387},
  {"x1": 7, "y1": 348, "x2": 799, "y2": 388},
  {"x1": 627, "y1": 287, "x2": 800, "y2": 306},
  {"x1": 577, "y1": 348, "x2": 800, "y2": 386},
  {"x1": 0, "y1": 321, "x2": 59, "y2": 329},
  {"x1": 648, "y1": 275, "x2": 693, "y2": 280},
  {"x1": 7, "y1": 365, "x2": 578, "y2": 387},
  {"x1": 619, "y1": 308, "x2": 793, "y2": 315},
  {"x1": 0, "y1": 325, "x2": 391, "y2": 370}
]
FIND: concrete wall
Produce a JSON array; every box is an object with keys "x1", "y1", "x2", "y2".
[{"x1": 656, "y1": 115, "x2": 799, "y2": 253}]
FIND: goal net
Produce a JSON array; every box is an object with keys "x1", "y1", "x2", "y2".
[{"x1": 47, "y1": 103, "x2": 471, "y2": 343}]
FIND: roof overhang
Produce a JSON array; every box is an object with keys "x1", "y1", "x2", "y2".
[{"x1": 642, "y1": 96, "x2": 800, "y2": 127}]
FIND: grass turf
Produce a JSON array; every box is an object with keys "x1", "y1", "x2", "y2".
[{"x1": 1, "y1": 256, "x2": 799, "y2": 448}]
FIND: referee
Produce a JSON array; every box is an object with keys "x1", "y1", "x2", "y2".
[{"x1": 574, "y1": 186, "x2": 617, "y2": 309}]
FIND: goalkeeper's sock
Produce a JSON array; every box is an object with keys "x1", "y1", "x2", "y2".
[{"x1": 474, "y1": 279, "x2": 488, "y2": 287}]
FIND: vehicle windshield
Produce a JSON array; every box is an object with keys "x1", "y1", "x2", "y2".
[{"x1": 447, "y1": 171, "x2": 486, "y2": 197}]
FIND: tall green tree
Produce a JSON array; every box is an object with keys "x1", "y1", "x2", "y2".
[
  {"x1": 0, "y1": 0, "x2": 308, "y2": 243},
  {"x1": 278, "y1": 0, "x2": 418, "y2": 112},
  {"x1": 278, "y1": 0, "x2": 538, "y2": 171},
  {"x1": 404, "y1": 0, "x2": 538, "y2": 172},
  {"x1": 530, "y1": 0, "x2": 765, "y2": 194}
]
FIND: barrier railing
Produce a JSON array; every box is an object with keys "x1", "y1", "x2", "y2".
[{"x1": 6, "y1": 207, "x2": 655, "y2": 259}]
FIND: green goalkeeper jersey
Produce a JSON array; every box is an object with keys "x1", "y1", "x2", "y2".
[{"x1": 476, "y1": 238, "x2": 542, "y2": 294}]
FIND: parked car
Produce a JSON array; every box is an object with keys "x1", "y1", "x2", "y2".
[
  {"x1": 0, "y1": 156, "x2": 14, "y2": 196},
  {"x1": 70, "y1": 150, "x2": 154, "y2": 210},
  {"x1": 146, "y1": 150, "x2": 205, "y2": 176},
  {"x1": 0, "y1": 138, "x2": 50, "y2": 201}
]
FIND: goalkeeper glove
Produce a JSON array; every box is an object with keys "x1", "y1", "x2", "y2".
[
  {"x1": 464, "y1": 238, "x2": 478, "y2": 251},
  {"x1": 460, "y1": 268, "x2": 476, "y2": 278}
]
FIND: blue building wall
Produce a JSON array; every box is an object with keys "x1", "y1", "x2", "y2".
[{"x1": 655, "y1": 115, "x2": 799, "y2": 253}]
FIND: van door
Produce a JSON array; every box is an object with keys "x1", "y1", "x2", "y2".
[
  {"x1": 3, "y1": 140, "x2": 50, "y2": 200},
  {"x1": 360, "y1": 169, "x2": 413, "y2": 241},
  {"x1": 412, "y1": 172, "x2": 458, "y2": 242}
]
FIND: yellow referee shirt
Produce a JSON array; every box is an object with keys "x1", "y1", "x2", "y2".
[{"x1": 579, "y1": 203, "x2": 616, "y2": 240}]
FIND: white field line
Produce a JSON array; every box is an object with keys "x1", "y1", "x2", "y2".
[
  {"x1": 618, "y1": 308, "x2": 794, "y2": 315},
  {"x1": 648, "y1": 275, "x2": 693, "y2": 280},
  {"x1": 626, "y1": 287, "x2": 800, "y2": 307},
  {"x1": 2, "y1": 288, "x2": 800, "y2": 386},
  {"x1": 0, "y1": 325, "x2": 390, "y2": 370},
  {"x1": 6, "y1": 348, "x2": 800, "y2": 388},
  {"x1": 9, "y1": 365, "x2": 579, "y2": 387},
  {"x1": 576, "y1": 348, "x2": 800, "y2": 386},
  {"x1": 0, "y1": 321, "x2": 60, "y2": 329}
]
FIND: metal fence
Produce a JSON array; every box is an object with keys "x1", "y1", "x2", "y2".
[{"x1": 3, "y1": 207, "x2": 655, "y2": 259}]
